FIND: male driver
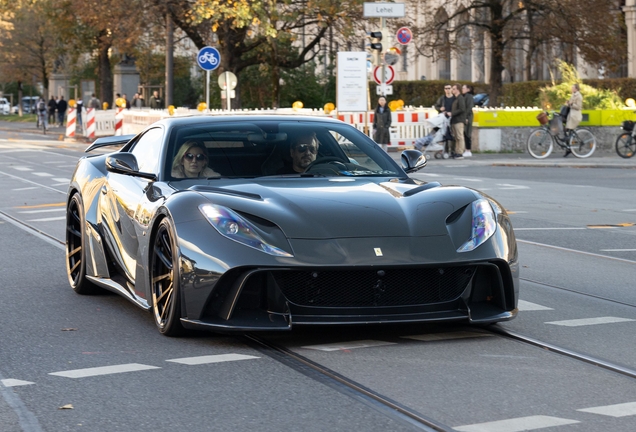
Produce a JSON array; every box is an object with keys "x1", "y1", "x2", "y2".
[{"x1": 278, "y1": 133, "x2": 319, "y2": 174}]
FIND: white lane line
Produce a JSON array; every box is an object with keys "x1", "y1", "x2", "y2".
[
  {"x1": 454, "y1": 415, "x2": 579, "y2": 432},
  {"x1": 166, "y1": 354, "x2": 259, "y2": 365},
  {"x1": 546, "y1": 317, "x2": 635, "y2": 327},
  {"x1": 514, "y1": 228, "x2": 585, "y2": 231},
  {"x1": 401, "y1": 331, "x2": 491, "y2": 342},
  {"x1": 32, "y1": 172, "x2": 53, "y2": 177},
  {"x1": 1, "y1": 379, "x2": 35, "y2": 387},
  {"x1": 301, "y1": 340, "x2": 397, "y2": 351},
  {"x1": 49, "y1": 363, "x2": 160, "y2": 378},
  {"x1": 52, "y1": 183, "x2": 68, "y2": 186},
  {"x1": 578, "y1": 401, "x2": 636, "y2": 417},
  {"x1": 12, "y1": 187, "x2": 39, "y2": 191},
  {"x1": 497, "y1": 183, "x2": 530, "y2": 190},
  {"x1": 27, "y1": 216, "x2": 65, "y2": 222},
  {"x1": 517, "y1": 239, "x2": 636, "y2": 265},
  {"x1": 507, "y1": 211, "x2": 528, "y2": 214},
  {"x1": 623, "y1": 209, "x2": 636, "y2": 212},
  {"x1": 600, "y1": 249, "x2": 636, "y2": 252},
  {"x1": 0, "y1": 170, "x2": 66, "y2": 194},
  {"x1": 518, "y1": 300, "x2": 553, "y2": 311},
  {"x1": 42, "y1": 161, "x2": 66, "y2": 164},
  {"x1": 417, "y1": 173, "x2": 441, "y2": 177},
  {"x1": 11, "y1": 167, "x2": 32, "y2": 171},
  {"x1": 18, "y1": 208, "x2": 65, "y2": 214},
  {"x1": 52, "y1": 178, "x2": 69, "y2": 183},
  {"x1": 453, "y1": 177, "x2": 483, "y2": 182}
]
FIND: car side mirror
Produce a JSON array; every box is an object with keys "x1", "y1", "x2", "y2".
[
  {"x1": 106, "y1": 152, "x2": 156, "y2": 180},
  {"x1": 401, "y1": 150, "x2": 427, "y2": 173}
]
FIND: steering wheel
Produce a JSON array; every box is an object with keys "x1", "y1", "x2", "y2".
[{"x1": 305, "y1": 156, "x2": 347, "y2": 171}]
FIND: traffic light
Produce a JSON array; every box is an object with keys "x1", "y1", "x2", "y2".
[{"x1": 368, "y1": 31, "x2": 383, "y2": 66}]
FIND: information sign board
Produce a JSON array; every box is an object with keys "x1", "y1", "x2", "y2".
[{"x1": 337, "y1": 52, "x2": 367, "y2": 112}]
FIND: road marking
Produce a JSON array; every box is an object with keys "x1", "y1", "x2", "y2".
[
  {"x1": 518, "y1": 300, "x2": 553, "y2": 311},
  {"x1": 166, "y1": 354, "x2": 259, "y2": 365},
  {"x1": 497, "y1": 183, "x2": 530, "y2": 190},
  {"x1": 454, "y1": 415, "x2": 579, "y2": 431},
  {"x1": 546, "y1": 317, "x2": 635, "y2": 327},
  {"x1": 1, "y1": 379, "x2": 34, "y2": 387},
  {"x1": 418, "y1": 173, "x2": 440, "y2": 177},
  {"x1": 506, "y1": 211, "x2": 528, "y2": 214},
  {"x1": 27, "y1": 217, "x2": 65, "y2": 222},
  {"x1": 11, "y1": 167, "x2": 32, "y2": 171},
  {"x1": 517, "y1": 239, "x2": 636, "y2": 265},
  {"x1": 301, "y1": 340, "x2": 397, "y2": 351},
  {"x1": 18, "y1": 208, "x2": 65, "y2": 214},
  {"x1": 52, "y1": 178, "x2": 68, "y2": 183},
  {"x1": 453, "y1": 177, "x2": 483, "y2": 182},
  {"x1": 32, "y1": 172, "x2": 53, "y2": 177},
  {"x1": 42, "y1": 161, "x2": 66, "y2": 164},
  {"x1": 514, "y1": 228, "x2": 585, "y2": 231},
  {"x1": 623, "y1": 209, "x2": 636, "y2": 212},
  {"x1": 601, "y1": 249, "x2": 636, "y2": 252},
  {"x1": 401, "y1": 331, "x2": 491, "y2": 342},
  {"x1": 16, "y1": 202, "x2": 65, "y2": 209},
  {"x1": 49, "y1": 363, "x2": 160, "y2": 378},
  {"x1": 578, "y1": 401, "x2": 636, "y2": 417},
  {"x1": 12, "y1": 187, "x2": 39, "y2": 191}
]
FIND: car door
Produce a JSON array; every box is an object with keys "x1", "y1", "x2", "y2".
[{"x1": 100, "y1": 127, "x2": 165, "y2": 286}]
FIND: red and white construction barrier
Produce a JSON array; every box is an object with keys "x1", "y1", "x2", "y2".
[
  {"x1": 65, "y1": 107, "x2": 76, "y2": 138},
  {"x1": 85, "y1": 108, "x2": 96, "y2": 139},
  {"x1": 114, "y1": 108, "x2": 124, "y2": 136}
]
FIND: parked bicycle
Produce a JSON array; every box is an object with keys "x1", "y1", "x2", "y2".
[
  {"x1": 615, "y1": 120, "x2": 636, "y2": 158},
  {"x1": 527, "y1": 111, "x2": 596, "y2": 159}
]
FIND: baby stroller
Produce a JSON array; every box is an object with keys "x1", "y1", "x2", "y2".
[{"x1": 414, "y1": 113, "x2": 450, "y2": 159}]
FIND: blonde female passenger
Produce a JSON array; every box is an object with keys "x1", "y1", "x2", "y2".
[{"x1": 171, "y1": 140, "x2": 219, "y2": 178}]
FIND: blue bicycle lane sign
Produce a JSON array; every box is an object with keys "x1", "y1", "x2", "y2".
[{"x1": 197, "y1": 46, "x2": 221, "y2": 71}]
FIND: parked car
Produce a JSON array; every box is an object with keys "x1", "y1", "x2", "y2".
[
  {"x1": 0, "y1": 98, "x2": 10, "y2": 115},
  {"x1": 19, "y1": 96, "x2": 39, "y2": 114},
  {"x1": 65, "y1": 115, "x2": 519, "y2": 336},
  {"x1": 473, "y1": 93, "x2": 489, "y2": 107}
]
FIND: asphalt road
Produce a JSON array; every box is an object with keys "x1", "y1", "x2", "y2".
[{"x1": 1, "y1": 132, "x2": 636, "y2": 431}]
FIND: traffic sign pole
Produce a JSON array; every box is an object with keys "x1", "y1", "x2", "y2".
[{"x1": 206, "y1": 71, "x2": 210, "y2": 112}]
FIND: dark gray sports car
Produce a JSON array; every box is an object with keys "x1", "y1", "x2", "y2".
[{"x1": 65, "y1": 115, "x2": 518, "y2": 336}]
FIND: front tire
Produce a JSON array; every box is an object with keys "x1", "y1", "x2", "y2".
[
  {"x1": 527, "y1": 128, "x2": 553, "y2": 159},
  {"x1": 615, "y1": 133, "x2": 636, "y2": 158},
  {"x1": 66, "y1": 194, "x2": 98, "y2": 294},
  {"x1": 150, "y1": 218, "x2": 183, "y2": 336},
  {"x1": 569, "y1": 129, "x2": 596, "y2": 158}
]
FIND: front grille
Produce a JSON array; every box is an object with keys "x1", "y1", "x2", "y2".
[{"x1": 270, "y1": 267, "x2": 474, "y2": 308}]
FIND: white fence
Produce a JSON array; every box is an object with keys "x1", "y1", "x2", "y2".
[{"x1": 90, "y1": 107, "x2": 438, "y2": 148}]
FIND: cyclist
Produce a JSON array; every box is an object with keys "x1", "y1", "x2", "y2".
[
  {"x1": 564, "y1": 83, "x2": 583, "y2": 157},
  {"x1": 36, "y1": 97, "x2": 48, "y2": 131}
]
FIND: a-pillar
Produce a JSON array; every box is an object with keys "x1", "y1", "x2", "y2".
[{"x1": 625, "y1": 0, "x2": 636, "y2": 77}]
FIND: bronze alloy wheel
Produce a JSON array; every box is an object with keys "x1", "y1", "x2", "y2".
[
  {"x1": 150, "y1": 219, "x2": 183, "y2": 336},
  {"x1": 66, "y1": 194, "x2": 96, "y2": 294}
]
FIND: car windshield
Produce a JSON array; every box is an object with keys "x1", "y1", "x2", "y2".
[{"x1": 166, "y1": 120, "x2": 403, "y2": 179}]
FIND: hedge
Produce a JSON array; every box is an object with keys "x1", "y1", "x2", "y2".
[{"x1": 371, "y1": 78, "x2": 636, "y2": 108}]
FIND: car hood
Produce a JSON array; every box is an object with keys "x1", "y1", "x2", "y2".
[{"x1": 197, "y1": 178, "x2": 479, "y2": 239}]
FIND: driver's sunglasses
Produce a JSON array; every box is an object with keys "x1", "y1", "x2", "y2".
[
  {"x1": 295, "y1": 144, "x2": 317, "y2": 154},
  {"x1": 444, "y1": 87, "x2": 451, "y2": 90},
  {"x1": 184, "y1": 153, "x2": 206, "y2": 161}
]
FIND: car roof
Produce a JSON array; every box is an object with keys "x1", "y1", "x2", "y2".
[{"x1": 154, "y1": 114, "x2": 347, "y2": 129}]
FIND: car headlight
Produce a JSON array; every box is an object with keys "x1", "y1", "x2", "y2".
[
  {"x1": 457, "y1": 199, "x2": 497, "y2": 252},
  {"x1": 199, "y1": 204, "x2": 292, "y2": 257}
]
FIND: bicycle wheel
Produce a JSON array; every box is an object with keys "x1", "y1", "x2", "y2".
[
  {"x1": 527, "y1": 128, "x2": 553, "y2": 159},
  {"x1": 569, "y1": 129, "x2": 596, "y2": 158},
  {"x1": 615, "y1": 133, "x2": 636, "y2": 158}
]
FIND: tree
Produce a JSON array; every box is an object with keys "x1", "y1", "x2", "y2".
[
  {"x1": 409, "y1": 0, "x2": 627, "y2": 105},
  {"x1": 0, "y1": 2, "x2": 58, "y2": 96},
  {"x1": 159, "y1": 0, "x2": 364, "y2": 107}
]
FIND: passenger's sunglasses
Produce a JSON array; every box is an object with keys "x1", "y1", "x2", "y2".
[
  {"x1": 184, "y1": 153, "x2": 206, "y2": 161},
  {"x1": 444, "y1": 87, "x2": 451, "y2": 90},
  {"x1": 295, "y1": 144, "x2": 317, "y2": 154}
]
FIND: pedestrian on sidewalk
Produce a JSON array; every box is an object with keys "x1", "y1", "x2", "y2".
[
  {"x1": 449, "y1": 84, "x2": 467, "y2": 159},
  {"x1": 47, "y1": 96, "x2": 57, "y2": 126},
  {"x1": 372, "y1": 96, "x2": 392, "y2": 152},
  {"x1": 149, "y1": 90, "x2": 162, "y2": 109},
  {"x1": 76, "y1": 99, "x2": 84, "y2": 131},
  {"x1": 57, "y1": 96, "x2": 67, "y2": 127},
  {"x1": 462, "y1": 84, "x2": 474, "y2": 157},
  {"x1": 89, "y1": 93, "x2": 101, "y2": 110},
  {"x1": 434, "y1": 84, "x2": 455, "y2": 119}
]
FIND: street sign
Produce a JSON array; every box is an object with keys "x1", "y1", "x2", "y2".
[
  {"x1": 363, "y1": 2, "x2": 405, "y2": 17},
  {"x1": 197, "y1": 46, "x2": 221, "y2": 71},
  {"x1": 376, "y1": 85, "x2": 393, "y2": 95},
  {"x1": 396, "y1": 27, "x2": 413, "y2": 45},
  {"x1": 383, "y1": 50, "x2": 400, "y2": 66},
  {"x1": 218, "y1": 71, "x2": 237, "y2": 90},
  {"x1": 373, "y1": 66, "x2": 395, "y2": 85}
]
